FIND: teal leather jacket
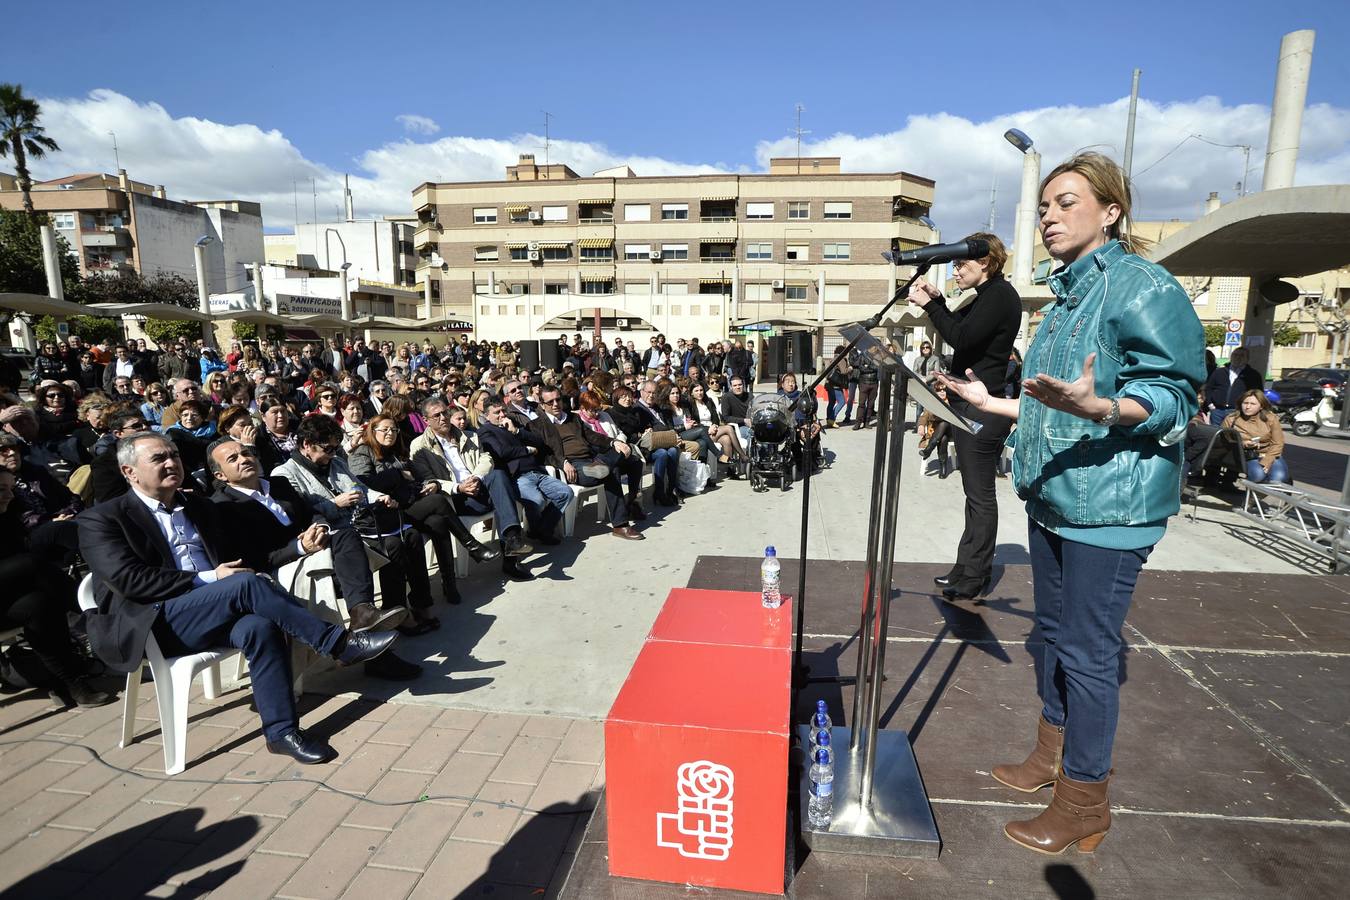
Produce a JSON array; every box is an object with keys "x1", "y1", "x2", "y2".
[{"x1": 1009, "y1": 240, "x2": 1205, "y2": 533}]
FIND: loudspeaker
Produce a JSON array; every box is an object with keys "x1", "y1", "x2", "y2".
[
  {"x1": 539, "y1": 340, "x2": 563, "y2": 372},
  {"x1": 766, "y1": 336, "x2": 788, "y2": 380},
  {"x1": 790, "y1": 331, "x2": 815, "y2": 374},
  {"x1": 516, "y1": 340, "x2": 539, "y2": 372}
]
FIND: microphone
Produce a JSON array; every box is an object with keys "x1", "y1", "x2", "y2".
[{"x1": 882, "y1": 239, "x2": 990, "y2": 266}]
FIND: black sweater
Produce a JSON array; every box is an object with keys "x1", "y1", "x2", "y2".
[{"x1": 924, "y1": 273, "x2": 1022, "y2": 396}]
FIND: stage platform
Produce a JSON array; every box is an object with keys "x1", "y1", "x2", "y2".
[{"x1": 561, "y1": 555, "x2": 1350, "y2": 899}]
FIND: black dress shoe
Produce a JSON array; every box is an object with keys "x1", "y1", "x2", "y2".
[
  {"x1": 465, "y1": 539, "x2": 501, "y2": 563},
  {"x1": 933, "y1": 569, "x2": 964, "y2": 589},
  {"x1": 942, "y1": 575, "x2": 992, "y2": 603},
  {"x1": 364, "y1": 652, "x2": 423, "y2": 681},
  {"x1": 502, "y1": 529, "x2": 535, "y2": 557},
  {"x1": 63, "y1": 677, "x2": 116, "y2": 708},
  {"x1": 335, "y1": 630, "x2": 398, "y2": 666},
  {"x1": 266, "y1": 728, "x2": 337, "y2": 765},
  {"x1": 502, "y1": 560, "x2": 535, "y2": 581}
]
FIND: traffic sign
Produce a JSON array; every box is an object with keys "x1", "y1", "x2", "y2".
[
  {"x1": 1224, "y1": 331, "x2": 1242, "y2": 347},
  {"x1": 1227, "y1": 318, "x2": 1244, "y2": 334}
]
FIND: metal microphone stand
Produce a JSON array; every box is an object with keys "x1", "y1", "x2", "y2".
[{"x1": 787, "y1": 263, "x2": 930, "y2": 692}]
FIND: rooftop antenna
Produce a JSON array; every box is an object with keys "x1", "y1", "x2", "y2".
[
  {"x1": 986, "y1": 175, "x2": 998, "y2": 231},
  {"x1": 793, "y1": 104, "x2": 811, "y2": 174},
  {"x1": 292, "y1": 180, "x2": 299, "y2": 230},
  {"x1": 108, "y1": 131, "x2": 119, "y2": 172},
  {"x1": 542, "y1": 110, "x2": 553, "y2": 178}
]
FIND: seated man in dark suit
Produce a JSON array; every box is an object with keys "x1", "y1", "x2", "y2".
[
  {"x1": 528, "y1": 386, "x2": 644, "y2": 541},
  {"x1": 77, "y1": 432, "x2": 399, "y2": 765},
  {"x1": 476, "y1": 399, "x2": 572, "y2": 547},
  {"x1": 206, "y1": 438, "x2": 420, "y2": 681}
]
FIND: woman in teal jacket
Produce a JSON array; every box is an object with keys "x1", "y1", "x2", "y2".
[{"x1": 942, "y1": 152, "x2": 1204, "y2": 855}]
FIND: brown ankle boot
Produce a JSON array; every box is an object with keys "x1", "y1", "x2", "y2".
[
  {"x1": 1004, "y1": 772, "x2": 1111, "y2": 855},
  {"x1": 992, "y1": 716, "x2": 1063, "y2": 792}
]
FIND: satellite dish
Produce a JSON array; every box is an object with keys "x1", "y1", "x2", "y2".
[{"x1": 1258, "y1": 279, "x2": 1300, "y2": 306}]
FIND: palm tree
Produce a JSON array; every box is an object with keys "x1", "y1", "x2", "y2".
[{"x1": 0, "y1": 83, "x2": 60, "y2": 219}]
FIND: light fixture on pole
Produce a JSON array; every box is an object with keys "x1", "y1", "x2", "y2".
[{"x1": 193, "y1": 235, "x2": 216, "y2": 349}]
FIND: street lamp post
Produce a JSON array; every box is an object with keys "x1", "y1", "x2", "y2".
[
  {"x1": 1004, "y1": 129, "x2": 1041, "y2": 352},
  {"x1": 193, "y1": 235, "x2": 216, "y2": 349},
  {"x1": 340, "y1": 262, "x2": 353, "y2": 327}
]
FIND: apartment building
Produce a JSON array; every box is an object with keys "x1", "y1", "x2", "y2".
[
  {"x1": 0, "y1": 169, "x2": 264, "y2": 295},
  {"x1": 411, "y1": 155, "x2": 937, "y2": 343}
]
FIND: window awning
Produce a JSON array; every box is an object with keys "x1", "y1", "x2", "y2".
[
  {"x1": 579, "y1": 199, "x2": 613, "y2": 205},
  {"x1": 505, "y1": 242, "x2": 527, "y2": 249},
  {"x1": 580, "y1": 273, "x2": 614, "y2": 282},
  {"x1": 578, "y1": 238, "x2": 614, "y2": 248},
  {"x1": 700, "y1": 237, "x2": 736, "y2": 244},
  {"x1": 537, "y1": 241, "x2": 571, "y2": 249},
  {"x1": 504, "y1": 203, "x2": 530, "y2": 212},
  {"x1": 700, "y1": 195, "x2": 736, "y2": 202},
  {"x1": 699, "y1": 277, "x2": 731, "y2": 284}
]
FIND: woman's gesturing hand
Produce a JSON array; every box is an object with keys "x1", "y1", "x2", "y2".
[
  {"x1": 936, "y1": 369, "x2": 991, "y2": 410},
  {"x1": 1022, "y1": 352, "x2": 1105, "y2": 420}
]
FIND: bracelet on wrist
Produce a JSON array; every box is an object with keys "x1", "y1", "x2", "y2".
[{"x1": 1094, "y1": 396, "x2": 1121, "y2": 427}]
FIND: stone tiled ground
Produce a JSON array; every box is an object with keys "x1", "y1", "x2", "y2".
[{"x1": 0, "y1": 684, "x2": 603, "y2": 898}]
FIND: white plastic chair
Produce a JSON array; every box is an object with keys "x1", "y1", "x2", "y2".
[{"x1": 77, "y1": 574, "x2": 242, "y2": 776}]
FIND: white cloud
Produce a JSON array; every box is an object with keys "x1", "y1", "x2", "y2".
[
  {"x1": 395, "y1": 114, "x2": 440, "y2": 135},
  {"x1": 25, "y1": 89, "x2": 1350, "y2": 248}
]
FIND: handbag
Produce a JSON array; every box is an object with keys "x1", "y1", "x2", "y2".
[{"x1": 640, "y1": 429, "x2": 679, "y2": 451}]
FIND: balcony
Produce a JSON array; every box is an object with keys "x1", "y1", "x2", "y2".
[
  {"x1": 80, "y1": 228, "x2": 131, "y2": 248},
  {"x1": 699, "y1": 215, "x2": 735, "y2": 223},
  {"x1": 579, "y1": 216, "x2": 614, "y2": 225},
  {"x1": 700, "y1": 256, "x2": 735, "y2": 264}
]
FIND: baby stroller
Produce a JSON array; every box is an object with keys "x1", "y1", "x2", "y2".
[{"x1": 748, "y1": 395, "x2": 796, "y2": 492}]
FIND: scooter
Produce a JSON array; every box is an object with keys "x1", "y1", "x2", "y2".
[{"x1": 1292, "y1": 384, "x2": 1344, "y2": 436}]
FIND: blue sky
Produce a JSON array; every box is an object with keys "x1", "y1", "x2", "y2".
[{"x1": 9, "y1": 0, "x2": 1350, "y2": 237}]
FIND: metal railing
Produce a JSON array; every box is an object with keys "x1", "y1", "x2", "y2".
[
  {"x1": 699, "y1": 215, "x2": 735, "y2": 223},
  {"x1": 578, "y1": 217, "x2": 614, "y2": 224}
]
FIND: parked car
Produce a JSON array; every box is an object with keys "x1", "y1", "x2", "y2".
[
  {"x1": 0, "y1": 346, "x2": 35, "y2": 390},
  {"x1": 1268, "y1": 367, "x2": 1347, "y2": 410}
]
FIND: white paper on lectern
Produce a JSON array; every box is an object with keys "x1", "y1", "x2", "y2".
[{"x1": 837, "y1": 323, "x2": 981, "y2": 436}]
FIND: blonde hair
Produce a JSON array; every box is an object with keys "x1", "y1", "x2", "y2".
[{"x1": 1040, "y1": 151, "x2": 1151, "y2": 254}]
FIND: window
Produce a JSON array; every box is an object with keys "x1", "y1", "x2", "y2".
[
  {"x1": 515, "y1": 305, "x2": 525, "y2": 316},
  {"x1": 542, "y1": 246, "x2": 570, "y2": 260},
  {"x1": 823, "y1": 201, "x2": 853, "y2": 219},
  {"x1": 823, "y1": 242, "x2": 850, "y2": 261},
  {"x1": 480, "y1": 304, "x2": 490, "y2": 315},
  {"x1": 786, "y1": 244, "x2": 808, "y2": 262},
  {"x1": 662, "y1": 244, "x2": 688, "y2": 260},
  {"x1": 473, "y1": 207, "x2": 497, "y2": 224},
  {"x1": 509, "y1": 284, "x2": 530, "y2": 295},
  {"x1": 545, "y1": 283, "x2": 570, "y2": 295},
  {"x1": 746, "y1": 242, "x2": 772, "y2": 261},
  {"x1": 52, "y1": 212, "x2": 75, "y2": 229},
  {"x1": 823, "y1": 283, "x2": 850, "y2": 303},
  {"x1": 474, "y1": 245, "x2": 499, "y2": 262},
  {"x1": 786, "y1": 285, "x2": 809, "y2": 301},
  {"x1": 509, "y1": 208, "x2": 530, "y2": 223},
  {"x1": 624, "y1": 203, "x2": 651, "y2": 222},
  {"x1": 624, "y1": 243, "x2": 652, "y2": 260},
  {"x1": 745, "y1": 201, "x2": 774, "y2": 220},
  {"x1": 624, "y1": 282, "x2": 652, "y2": 295},
  {"x1": 671, "y1": 305, "x2": 682, "y2": 316},
  {"x1": 497, "y1": 305, "x2": 507, "y2": 315},
  {"x1": 788, "y1": 201, "x2": 809, "y2": 220},
  {"x1": 582, "y1": 280, "x2": 612, "y2": 295},
  {"x1": 652, "y1": 304, "x2": 663, "y2": 316},
  {"x1": 542, "y1": 205, "x2": 567, "y2": 222},
  {"x1": 662, "y1": 283, "x2": 688, "y2": 296},
  {"x1": 1297, "y1": 331, "x2": 1318, "y2": 349},
  {"x1": 690, "y1": 305, "x2": 701, "y2": 316},
  {"x1": 509, "y1": 247, "x2": 529, "y2": 261},
  {"x1": 709, "y1": 304, "x2": 721, "y2": 315},
  {"x1": 661, "y1": 203, "x2": 688, "y2": 220},
  {"x1": 533, "y1": 304, "x2": 544, "y2": 316},
  {"x1": 580, "y1": 246, "x2": 613, "y2": 261},
  {"x1": 743, "y1": 283, "x2": 772, "y2": 302}
]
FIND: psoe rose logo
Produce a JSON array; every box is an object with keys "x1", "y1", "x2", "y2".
[{"x1": 655, "y1": 760, "x2": 734, "y2": 860}]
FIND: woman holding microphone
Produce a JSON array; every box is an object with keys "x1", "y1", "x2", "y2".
[
  {"x1": 907, "y1": 232, "x2": 1022, "y2": 602},
  {"x1": 940, "y1": 152, "x2": 1204, "y2": 854}
]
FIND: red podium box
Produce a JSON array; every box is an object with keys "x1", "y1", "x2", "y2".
[{"x1": 605, "y1": 589, "x2": 792, "y2": 896}]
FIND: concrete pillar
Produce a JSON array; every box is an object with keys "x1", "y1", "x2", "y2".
[
  {"x1": 39, "y1": 225, "x2": 64, "y2": 301},
  {"x1": 422, "y1": 275, "x2": 431, "y2": 321},
  {"x1": 1262, "y1": 30, "x2": 1315, "y2": 192},
  {"x1": 1243, "y1": 280, "x2": 1276, "y2": 376},
  {"x1": 816, "y1": 270, "x2": 826, "y2": 322},
  {"x1": 1012, "y1": 150, "x2": 1041, "y2": 287},
  {"x1": 193, "y1": 243, "x2": 214, "y2": 350}
]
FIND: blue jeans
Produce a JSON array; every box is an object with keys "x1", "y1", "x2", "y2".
[
  {"x1": 1028, "y1": 520, "x2": 1152, "y2": 783},
  {"x1": 1245, "y1": 457, "x2": 1290, "y2": 483},
  {"x1": 515, "y1": 469, "x2": 574, "y2": 535},
  {"x1": 826, "y1": 386, "x2": 845, "y2": 421},
  {"x1": 454, "y1": 468, "x2": 522, "y2": 533},
  {"x1": 1208, "y1": 408, "x2": 1233, "y2": 426},
  {"x1": 647, "y1": 446, "x2": 681, "y2": 497},
  {"x1": 154, "y1": 573, "x2": 344, "y2": 742}
]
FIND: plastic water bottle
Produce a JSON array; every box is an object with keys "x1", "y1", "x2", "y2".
[
  {"x1": 807, "y1": 736, "x2": 834, "y2": 829},
  {"x1": 761, "y1": 546, "x2": 782, "y2": 608},
  {"x1": 808, "y1": 700, "x2": 832, "y2": 755}
]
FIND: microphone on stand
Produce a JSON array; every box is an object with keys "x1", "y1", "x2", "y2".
[{"x1": 882, "y1": 238, "x2": 990, "y2": 266}]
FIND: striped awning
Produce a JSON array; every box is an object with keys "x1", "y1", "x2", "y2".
[
  {"x1": 577, "y1": 238, "x2": 614, "y2": 248},
  {"x1": 537, "y1": 241, "x2": 571, "y2": 249},
  {"x1": 898, "y1": 194, "x2": 925, "y2": 204},
  {"x1": 700, "y1": 195, "x2": 736, "y2": 202},
  {"x1": 579, "y1": 199, "x2": 613, "y2": 205},
  {"x1": 504, "y1": 242, "x2": 527, "y2": 249},
  {"x1": 504, "y1": 203, "x2": 530, "y2": 212},
  {"x1": 700, "y1": 276, "x2": 731, "y2": 284},
  {"x1": 700, "y1": 237, "x2": 736, "y2": 244},
  {"x1": 580, "y1": 273, "x2": 614, "y2": 283}
]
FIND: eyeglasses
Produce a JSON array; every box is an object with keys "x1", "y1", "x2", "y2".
[
  {"x1": 425, "y1": 410, "x2": 448, "y2": 419},
  {"x1": 373, "y1": 426, "x2": 398, "y2": 435},
  {"x1": 45, "y1": 392, "x2": 65, "y2": 399},
  {"x1": 541, "y1": 397, "x2": 561, "y2": 405}
]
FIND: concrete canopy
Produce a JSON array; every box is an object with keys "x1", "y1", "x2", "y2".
[
  {"x1": 0, "y1": 292, "x2": 92, "y2": 318},
  {"x1": 1150, "y1": 185, "x2": 1350, "y2": 277},
  {"x1": 86, "y1": 302, "x2": 211, "y2": 322}
]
